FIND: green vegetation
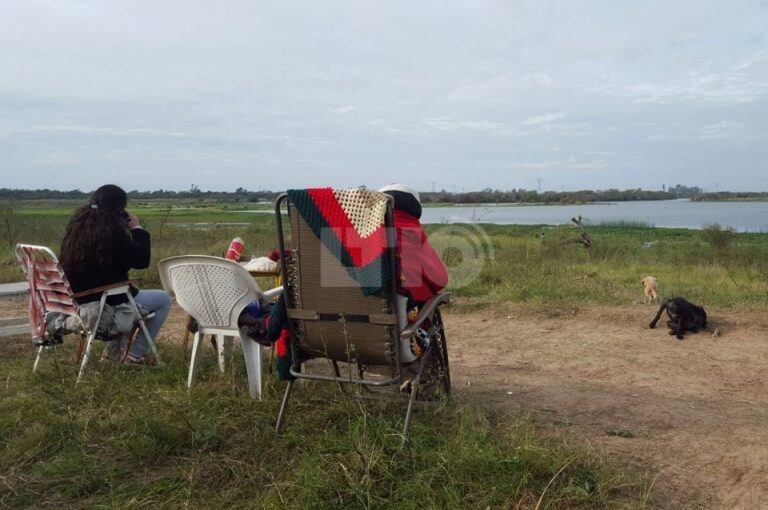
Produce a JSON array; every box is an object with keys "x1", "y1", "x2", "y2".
[
  {"x1": 444, "y1": 221, "x2": 768, "y2": 309},
  {"x1": 692, "y1": 192, "x2": 768, "y2": 202},
  {"x1": 421, "y1": 188, "x2": 676, "y2": 205},
  {"x1": 2, "y1": 200, "x2": 767, "y2": 309},
  {"x1": 6, "y1": 182, "x2": 757, "y2": 205},
  {"x1": 701, "y1": 224, "x2": 736, "y2": 252},
  {"x1": 0, "y1": 340, "x2": 647, "y2": 509}
]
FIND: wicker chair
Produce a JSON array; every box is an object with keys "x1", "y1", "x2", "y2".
[{"x1": 273, "y1": 191, "x2": 451, "y2": 445}]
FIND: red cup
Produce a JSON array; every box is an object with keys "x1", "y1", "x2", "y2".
[{"x1": 225, "y1": 237, "x2": 245, "y2": 261}]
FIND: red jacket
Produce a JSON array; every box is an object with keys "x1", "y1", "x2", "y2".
[{"x1": 392, "y1": 209, "x2": 448, "y2": 303}]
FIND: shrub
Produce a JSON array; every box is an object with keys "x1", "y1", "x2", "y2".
[{"x1": 701, "y1": 224, "x2": 736, "y2": 251}]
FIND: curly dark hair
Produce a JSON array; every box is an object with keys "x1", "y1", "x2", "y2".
[{"x1": 60, "y1": 184, "x2": 131, "y2": 272}]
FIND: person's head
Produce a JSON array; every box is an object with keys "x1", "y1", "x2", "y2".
[
  {"x1": 89, "y1": 184, "x2": 128, "y2": 214},
  {"x1": 60, "y1": 184, "x2": 131, "y2": 271},
  {"x1": 378, "y1": 183, "x2": 422, "y2": 219}
]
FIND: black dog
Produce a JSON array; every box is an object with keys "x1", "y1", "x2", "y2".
[{"x1": 649, "y1": 297, "x2": 707, "y2": 340}]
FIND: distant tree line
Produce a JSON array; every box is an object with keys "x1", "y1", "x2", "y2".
[
  {"x1": 0, "y1": 184, "x2": 756, "y2": 204},
  {"x1": 0, "y1": 186, "x2": 278, "y2": 203},
  {"x1": 420, "y1": 187, "x2": 691, "y2": 204},
  {"x1": 691, "y1": 192, "x2": 768, "y2": 202}
]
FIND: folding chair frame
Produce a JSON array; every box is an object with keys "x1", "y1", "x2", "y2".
[
  {"x1": 15, "y1": 244, "x2": 160, "y2": 384},
  {"x1": 272, "y1": 193, "x2": 451, "y2": 445}
]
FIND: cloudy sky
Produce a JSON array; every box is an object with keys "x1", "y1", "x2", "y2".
[{"x1": 1, "y1": 0, "x2": 767, "y2": 192}]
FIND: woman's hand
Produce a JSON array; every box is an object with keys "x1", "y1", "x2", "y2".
[{"x1": 126, "y1": 211, "x2": 141, "y2": 229}]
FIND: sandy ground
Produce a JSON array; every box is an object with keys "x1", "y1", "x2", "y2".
[
  {"x1": 3, "y1": 297, "x2": 767, "y2": 508},
  {"x1": 446, "y1": 303, "x2": 768, "y2": 509}
]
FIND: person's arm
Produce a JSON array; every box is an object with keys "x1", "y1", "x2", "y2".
[
  {"x1": 126, "y1": 227, "x2": 152, "y2": 269},
  {"x1": 123, "y1": 211, "x2": 151, "y2": 269}
]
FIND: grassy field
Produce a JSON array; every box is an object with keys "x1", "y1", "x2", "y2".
[
  {"x1": 0, "y1": 340, "x2": 647, "y2": 509},
  {"x1": 4, "y1": 199, "x2": 763, "y2": 508},
  {"x1": 2, "y1": 199, "x2": 767, "y2": 308}
]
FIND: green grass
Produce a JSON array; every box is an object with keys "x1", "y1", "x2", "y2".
[
  {"x1": 430, "y1": 222, "x2": 768, "y2": 309},
  {"x1": 0, "y1": 338, "x2": 646, "y2": 509},
  {"x1": 2, "y1": 200, "x2": 767, "y2": 309}
]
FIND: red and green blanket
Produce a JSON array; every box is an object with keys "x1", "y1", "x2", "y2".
[{"x1": 287, "y1": 188, "x2": 390, "y2": 295}]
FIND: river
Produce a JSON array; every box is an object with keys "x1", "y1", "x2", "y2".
[{"x1": 420, "y1": 199, "x2": 768, "y2": 232}]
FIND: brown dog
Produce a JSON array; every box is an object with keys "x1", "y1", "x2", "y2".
[{"x1": 641, "y1": 276, "x2": 659, "y2": 303}]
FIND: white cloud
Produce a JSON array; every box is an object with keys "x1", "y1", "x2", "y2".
[
  {"x1": 0, "y1": 0, "x2": 767, "y2": 191},
  {"x1": 521, "y1": 113, "x2": 566, "y2": 126},
  {"x1": 700, "y1": 121, "x2": 743, "y2": 140}
]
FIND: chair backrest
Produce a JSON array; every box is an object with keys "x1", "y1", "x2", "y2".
[
  {"x1": 15, "y1": 244, "x2": 79, "y2": 341},
  {"x1": 158, "y1": 255, "x2": 263, "y2": 330},
  {"x1": 276, "y1": 193, "x2": 401, "y2": 367}
]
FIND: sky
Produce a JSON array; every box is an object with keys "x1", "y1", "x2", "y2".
[{"x1": 1, "y1": 0, "x2": 767, "y2": 193}]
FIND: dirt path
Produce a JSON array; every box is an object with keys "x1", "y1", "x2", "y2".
[
  {"x1": 446, "y1": 304, "x2": 768, "y2": 509},
  {"x1": 3, "y1": 297, "x2": 767, "y2": 508}
]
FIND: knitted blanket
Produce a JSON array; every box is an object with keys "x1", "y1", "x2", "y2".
[{"x1": 287, "y1": 188, "x2": 390, "y2": 295}]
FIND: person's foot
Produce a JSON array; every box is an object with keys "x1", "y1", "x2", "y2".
[
  {"x1": 122, "y1": 353, "x2": 158, "y2": 367},
  {"x1": 100, "y1": 349, "x2": 123, "y2": 363}
]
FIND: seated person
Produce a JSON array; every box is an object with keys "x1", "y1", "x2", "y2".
[
  {"x1": 378, "y1": 184, "x2": 448, "y2": 360},
  {"x1": 60, "y1": 184, "x2": 171, "y2": 365}
]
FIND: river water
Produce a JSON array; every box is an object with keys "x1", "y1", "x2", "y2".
[{"x1": 421, "y1": 200, "x2": 768, "y2": 232}]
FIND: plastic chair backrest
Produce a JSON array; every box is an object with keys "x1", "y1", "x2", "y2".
[
  {"x1": 158, "y1": 255, "x2": 263, "y2": 329},
  {"x1": 15, "y1": 244, "x2": 79, "y2": 341}
]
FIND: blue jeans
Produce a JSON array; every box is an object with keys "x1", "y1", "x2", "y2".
[{"x1": 130, "y1": 289, "x2": 171, "y2": 357}]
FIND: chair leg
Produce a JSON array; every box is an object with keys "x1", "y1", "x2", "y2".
[
  {"x1": 401, "y1": 349, "x2": 432, "y2": 448},
  {"x1": 331, "y1": 360, "x2": 347, "y2": 394},
  {"x1": 77, "y1": 294, "x2": 107, "y2": 385},
  {"x1": 74, "y1": 334, "x2": 86, "y2": 364},
  {"x1": 215, "y1": 335, "x2": 225, "y2": 373},
  {"x1": 76, "y1": 331, "x2": 97, "y2": 385},
  {"x1": 275, "y1": 379, "x2": 295, "y2": 434},
  {"x1": 187, "y1": 331, "x2": 203, "y2": 389},
  {"x1": 127, "y1": 293, "x2": 162, "y2": 366},
  {"x1": 182, "y1": 315, "x2": 193, "y2": 361},
  {"x1": 401, "y1": 372, "x2": 421, "y2": 448},
  {"x1": 32, "y1": 345, "x2": 45, "y2": 372},
  {"x1": 121, "y1": 325, "x2": 139, "y2": 363},
  {"x1": 241, "y1": 337, "x2": 263, "y2": 400}
]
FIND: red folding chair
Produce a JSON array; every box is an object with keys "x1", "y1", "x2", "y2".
[{"x1": 15, "y1": 243, "x2": 161, "y2": 384}]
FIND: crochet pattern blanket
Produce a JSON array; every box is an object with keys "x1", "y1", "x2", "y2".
[{"x1": 287, "y1": 188, "x2": 390, "y2": 295}]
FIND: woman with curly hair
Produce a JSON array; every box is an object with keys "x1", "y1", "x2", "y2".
[{"x1": 60, "y1": 184, "x2": 170, "y2": 365}]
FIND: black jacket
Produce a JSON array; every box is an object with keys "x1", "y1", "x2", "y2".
[{"x1": 64, "y1": 228, "x2": 151, "y2": 305}]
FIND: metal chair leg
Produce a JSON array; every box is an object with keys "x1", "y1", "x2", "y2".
[
  {"x1": 127, "y1": 293, "x2": 162, "y2": 366},
  {"x1": 275, "y1": 379, "x2": 295, "y2": 434},
  {"x1": 32, "y1": 345, "x2": 45, "y2": 373},
  {"x1": 76, "y1": 294, "x2": 107, "y2": 385},
  {"x1": 76, "y1": 331, "x2": 97, "y2": 385},
  {"x1": 401, "y1": 372, "x2": 421, "y2": 448},
  {"x1": 401, "y1": 349, "x2": 432, "y2": 447},
  {"x1": 331, "y1": 360, "x2": 347, "y2": 394}
]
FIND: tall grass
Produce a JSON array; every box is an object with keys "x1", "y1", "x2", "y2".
[{"x1": 0, "y1": 338, "x2": 647, "y2": 509}]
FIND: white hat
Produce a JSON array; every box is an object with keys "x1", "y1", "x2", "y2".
[{"x1": 377, "y1": 183, "x2": 420, "y2": 203}]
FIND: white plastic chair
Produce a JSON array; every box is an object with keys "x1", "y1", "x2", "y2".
[{"x1": 158, "y1": 255, "x2": 265, "y2": 399}]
